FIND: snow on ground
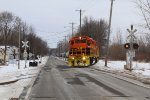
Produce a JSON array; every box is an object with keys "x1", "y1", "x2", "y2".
[
  {"x1": 0, "y1": 56, "x2": 48, "y2": 100},
  {"x1": 95, "y1": 60, "x2": 150, "y2": 76}
]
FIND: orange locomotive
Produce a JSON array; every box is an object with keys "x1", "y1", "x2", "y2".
[{"x1": 68, "y1": 36, "x2": 99, "y2": 66}]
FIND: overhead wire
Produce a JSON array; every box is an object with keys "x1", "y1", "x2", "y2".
[
  {"x1": 38, "y1": 0, "x2": 98, "y2": 47},
  {"x1": 36, "y1": 29, "x2": 72, "y2": 36},
  {"x1": 35, "y1": 30, "x2": 71, "y2": 48}
]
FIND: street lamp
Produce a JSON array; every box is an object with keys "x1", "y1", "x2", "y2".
[{"x1": 105, "y1": 0, "x2": 115, "y2": 67}]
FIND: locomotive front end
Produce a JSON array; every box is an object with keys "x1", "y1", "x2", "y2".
[
  {"x1": 68, "y1": 36, "x2": 99, "y2": 67},
  {"x1": 68, "y1": 55, "x2": 90, "y2": 67}
]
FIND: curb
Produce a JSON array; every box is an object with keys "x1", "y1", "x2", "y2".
[
  {"x1": 17, "y1": 64, "x2": 44, "y2": 99},
  {"x1": 0, "y1": 78, "x2": 19, "y2": 85},
  {"x1": 19, "y1": 57, "x2": 49, "y2": 99},
  {"x1": 23, "y1": 65, "x2": 44, "y2": 100}
]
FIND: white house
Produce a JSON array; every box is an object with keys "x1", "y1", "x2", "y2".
[{"x1": 0, "y1": 46, "x2": 19, "y2": 64}]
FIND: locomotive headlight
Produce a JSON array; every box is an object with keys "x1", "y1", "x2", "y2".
[
  {"x1": 79, "y1": 37, "x2": 81, "y2": 39},
  {"x1": 82, "y1": 57, "x2": 86, "y2": 60},
  {"x1": 72, "y1": 57, "x2": 74, "y2": 60}
]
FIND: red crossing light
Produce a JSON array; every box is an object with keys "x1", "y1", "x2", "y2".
[
  {"x1": 124, "y1": 43, "x2": 130, "y2": 49},
  {"x1": 124, "y1": 43, "x2": 139, "y2": 49},
  {"x1": 133, "y1": 43, "x2": 139, "y2": 49}
]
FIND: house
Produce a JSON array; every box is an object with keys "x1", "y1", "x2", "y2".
[{"x1": 0, "y1": 46, "x2": 19, "y2": 64}]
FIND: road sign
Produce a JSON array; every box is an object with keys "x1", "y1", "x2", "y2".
[
  {"x1": 23, "y1": 51, "x2": 28, "y2": 58},
  {"x1": 29, "y1": 53, "x2": 33, "y2": 58},
  {"x1": 22, "y1": 41, "x2": 29, "y2": 48}
]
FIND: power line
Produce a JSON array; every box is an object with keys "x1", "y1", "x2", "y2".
[{"x1": 36, "y1": 29, "x2": 72, "y2": 36}]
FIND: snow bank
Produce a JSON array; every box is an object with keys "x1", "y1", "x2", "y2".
[
  {"x1": 95, "y1": 60, "x2": 150, "y2": 76},
  {"x1": 0, "y1": 56, "x2": 49, "y2": 99}
]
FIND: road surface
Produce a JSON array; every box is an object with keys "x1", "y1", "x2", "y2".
[{"x1": 28, "y1": 56, "x2": 150, "y2": 100}]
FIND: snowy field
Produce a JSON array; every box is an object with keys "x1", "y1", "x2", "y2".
[
  {"x1": 95, "y1": 60, "x2": 150, "y2": 77},
  {"x1": 0, "y1": 56, "x2": 48, "y2": 100}
]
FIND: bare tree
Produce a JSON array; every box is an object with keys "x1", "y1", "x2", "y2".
[
  {"x1": 114, "y1": 30, "x2": 123, "y2": 44},
  {"x1": 0, "y1": 11, "x2": 16, "y2": 63},
  {"x1": 109, "y1": 31, "x2": 126, "y2": 60},
  {"x1": 135, "y1": 0, "x2": 150, "y2": 31},
  {"x1": 75, "y1": 17, "x2": 108, "y2": 56},
  {"x1": 0, "y1": 11, "x2": 49, "y2": 62},
  {"x1": 134, "y1": 0, "x2": 150, "y2": 61}
]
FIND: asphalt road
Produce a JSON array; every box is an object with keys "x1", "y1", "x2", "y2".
[{"x1": 28, "y1": 56, "x2": 150, "y2": 100}]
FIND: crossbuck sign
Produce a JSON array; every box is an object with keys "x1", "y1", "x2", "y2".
[{"x1": 22, "y1": 41, "x2": 29, "y2": 48}]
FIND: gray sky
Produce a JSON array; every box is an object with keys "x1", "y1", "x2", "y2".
[{"x1": 0, "y1": 0, "x2": 142, "y2": 48}]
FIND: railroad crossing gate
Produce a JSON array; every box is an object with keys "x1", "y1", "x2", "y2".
[{"x1": 124, "y1": 25, "x2": 138, "y2": 71}]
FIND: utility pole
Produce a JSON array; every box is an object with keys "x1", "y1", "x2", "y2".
[
  {"x1": 64, "y1": 36, "x2": 67, "y2": 61},
  {"x1": 58, "y1": 42, "x2": 61, "y2": 57},
  {"x1": 60, "y1": 42, "x2": 62, "y2": 57},
  {"x1": 59, "y1": 44, "x2": 60, "y2": 57},
  {"x1": 105, "y1": 0, "x2": 114, "y2": 67},
  {"x1": 18, "y1": 23, "x2": 21, "y2": 69},
  {"x1": 76, "y1": 9, "x2": 84, "y2": 36},
  {"x1": 69, "y1": 22, "x2": 75, "y2": 37}
]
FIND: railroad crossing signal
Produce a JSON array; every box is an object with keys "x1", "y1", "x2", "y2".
[
  {"x1": 22, "y1": 40, "x2": 29, "y2": 68},
  {"x1": 22, "y1": 41, "x2": 29, "y2": 48},
  {"x1": 124, "y1": 43, "x2": 139, "y2": 49},
  {"x1": 125, "y1": 25, "x2": 138, "y2": 71}
]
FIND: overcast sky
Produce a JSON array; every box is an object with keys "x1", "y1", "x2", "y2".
[{"x1": 0, "y1": 0, "x2": 142, "y2": 48}]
